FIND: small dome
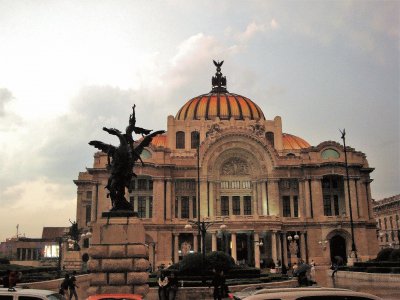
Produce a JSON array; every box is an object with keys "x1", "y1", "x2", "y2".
[
  {"x1": 176, "y1": 92, "x2": 265, "y2": 121},
  {"x1": 282, "y1": 133, "x2": 310, "y2": 150},
  {"x1": 150, "y1": 134, "x2": 167, "y2": 147}
]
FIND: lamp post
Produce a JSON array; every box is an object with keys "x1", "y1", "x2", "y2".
[
  {"x1": 185, "y1": 219, "x2": 226, "y2": 283},
  {"x1": 340, "y1": 129, "x2": 357, "y2": 259},
  {"x1": 287, "y1": 233, "x2": 299, "y2": 264}
]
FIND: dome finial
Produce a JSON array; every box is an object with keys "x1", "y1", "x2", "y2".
[{"x1": 211, "y1": 60, "x2": 227, "y2": 92}]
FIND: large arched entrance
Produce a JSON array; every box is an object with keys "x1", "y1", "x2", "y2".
[{"x1": 329, "y1": 235, "x2": 347, "y2": 264}]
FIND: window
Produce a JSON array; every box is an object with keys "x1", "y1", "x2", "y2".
[
  {"x1": 221, "y1": 196, "x2": 229, "y2": 216},
  {"x1": 244, "y1": 196, "x2": 252, "y2": 215},
  {"x1": 83, "y1": 238, "x2": 89, "y2": 248},
  {"x1": 130, "y1": 180, "x2": 136, "y2": 191},
  {"x1": 138, "y1": 179, "x2": 147, "y2": 190},
  {"x1": 181, "y1": 197, "x2": 189, "y2": 218},
  {"x1": 19, "y1": 297, "x2": 43, "y2": 300},
  {"x1": 0, "y1": 296, "x2": 14, "y2": 300},
  {"x1": 149, "y1": 196, "x2": 153, "y2": 218},
  {"x1": 265, "y1": 131, "x2": 274, "y2": 147},
  {"x1": 231, "y1": 181, "x2": 240, "y2": 189},
  {"x1": 233, "y1": 196, "x2": 240, "y2": 215},
  {"x1": 192, "y1": 197, "x2": 197, "y2": 218},
  {"x1": 176, "y1": 131, "x2": 185, "y2": 149},
  {"x1": 293, "y1": 196, "x2": 298, "y2": 217},
  {"x1": 242, "y1": 181, "x2": 251, "y2": 189},
  {"x1": 322, "y1": 175, "x2": 344, "y2": 216},
  {"x1": 85, "y1": 205, "x2": 91, "y2": 224},
  {"x1": 175, "y1": 197, "x2": 179, "y2": 218},
  {"x1": 191, "y1": 131, "x2": 200, "y2": 149},
  {"x1": 321, "y1": 148, "x2": 340, "y2": 159},
  {"x1": 390, "y1": 217, "x2": 393, "y2": 229},
  {"x1": 283, "y1": 196, "x2": 291, "y2": 217},
  {"x1": 391, "y1": 231, "x2": 395, "y2": 241},
  {"x1": 138, "y1": 196, "x2": 146, "y2": 218},
  {"x1": 130, "y1": 196, "x2": 135, "y2": 207},
  {"x1": 323, "y1": 195, "x2": 332, "y2": 216},
  {"x1": 149, "y1": 180, "x2": 153, "y2": 190}
]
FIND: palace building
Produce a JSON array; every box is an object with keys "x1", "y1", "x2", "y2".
[{"x1": 74, "y1": 62, "x2": 378, "y2": 268}]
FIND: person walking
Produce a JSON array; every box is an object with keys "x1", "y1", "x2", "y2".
[
  {"x1": 166, "y1": 271, "x2": 178, "y2": 300},
  {"x1": 211, "y1": 269, "x2": 225, "y2": 300},
  {"x1": 59, "y1": 274, "x2": 69, "y2": 297},
  {"x1": 68, "y1": 271, "x2": 79, "y2": 300},
  {"x1": 310, "y1": 260, "x2": 316, "y2": 282},
  {"x1": 157, "y1": 270, "x2": 168, "y2": 300}
]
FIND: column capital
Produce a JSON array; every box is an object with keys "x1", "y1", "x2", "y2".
[{"x1": 173, "y1": 232, "x2": 180, "y2": 237}]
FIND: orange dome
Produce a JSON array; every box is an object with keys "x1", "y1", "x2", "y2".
[
  {"x1": 176, "y1": 92, "x2": 265, "y2": 121},
  {"x1": 282, "y1": 133, "x2": 310, "y2": 150},
  {"x1": 150, "y1": 134, "x2": 167, "y2": 147}
]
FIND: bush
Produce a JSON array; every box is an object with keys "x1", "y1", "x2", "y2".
[
  {"x1": 0, "y1": 258, "x2": 10, "y2": 265},
  {"x1": 206, "y1": 251, "x2": 235, "y2": 272},
  {"x1": 376, "y1": 248, "x2": 394, "y2": 261},
  {"x1": 389, "y1": 249, "x2": 400, "y2": 262},
  {"x1": 263, "y1": 257, "x2": 275, "y2": 269}
]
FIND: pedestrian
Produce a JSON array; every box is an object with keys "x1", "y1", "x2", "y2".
[
  {"x1": 292, "y1": 262, "x2": 298, "y2": 275},
  {"x1": 59, "y1": 274, "x2": 69, "y2": 297},
  {"x1": 331, "y1": 262, "x2": 338, "y2": 278},
  {"x1": 211, "y1": 269, "x2": 225, "y2": 300},
  {"x1": 166, "y1": 271, "x2": 178, "y2": 300},
  {"x1": 157, "y1": 270, "x2": 168, "y2": 300},
  {"x1": 2, "y1": 270, "x2": 10, "y2": 288},
  {"x1": 310, "y1": 260, "x2": 316, "y2": 282},
  {"x1": 68, "y1": 271, "x2": 79, "y2": 300}
]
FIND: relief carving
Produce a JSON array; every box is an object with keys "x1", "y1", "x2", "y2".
[
  {"x1": 250, "y1": 122, "x2": 265, "y2": 136},
  {"x1": 221, "y1": 157, "x2": 250, "y2": 175}
]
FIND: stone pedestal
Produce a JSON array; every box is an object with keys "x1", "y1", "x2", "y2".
[
  {"x1": 347, "y1": 251, "x2": 359, "y2": 267},
  {"x1": 87, "y1": 216, "x2": 149, "y2": 296}
]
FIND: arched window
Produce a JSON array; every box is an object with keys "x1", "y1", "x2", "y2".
[
  {"x1": 265, "y1": 131, "x2": 274, "y2": 147},
  {"x1": 287, "y1": 153, "x2": 296, "y2": 157},
  {"x1": 140, "y1": 149, "x2": 152, "y2": 159},
  {"x1": 321, "y1": 148, "x2": 340, "y2": 159},
  {"x1": 176, "y1": 131, "x2": 185, "y2": 149},
  {"x1": 191, "y1": 131, "x2": 200, "y2": 149}
]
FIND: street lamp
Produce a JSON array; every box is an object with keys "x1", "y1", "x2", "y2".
[
  {"x1": 340, "y1": 129, "x2": 357, "y2": 259},
  {"x1": 318, "y1": 239, "x2": 328, "y2": 250},
  {"x1": 185, "y1": 219, "x2": 226, "y2": 283}
]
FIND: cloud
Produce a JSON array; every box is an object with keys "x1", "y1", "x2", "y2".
[
  {"x1": 236, "y1": 21, "x2": 266, "y2": 42},
  {"x1": 0, "y1": 88, "x2": 13, "y2": 117}
]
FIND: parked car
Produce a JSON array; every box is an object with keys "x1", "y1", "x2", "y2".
[
  {"x1": 240, "y1": 287, "x2": 382, "y2": 300},
  {"x1": 0, "y1": 287, "x2": 65, "y2": 300},
  {"x1": 86, "y1": 294, "x2": 142, "y2": 300}
]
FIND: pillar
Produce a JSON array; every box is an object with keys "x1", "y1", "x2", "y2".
[
  {"x1": 173, "y1": 233, "x2": 179, "y2": 263},
  {"x1": 267, "y1": 179, "x2": 280, "y2": 216},
  {"x1": 208, "y1": 181, "x2": 215, "y2": 217},
  {"x1": 193, "y1": 233, "x2": 198, "y2": 253},
  {"x1": 300, "y1": 232, "x2": 306, "y2": 262},
  {"x1": 231, "y1": 232, "x2": 237, "y2": 262},
  {"x1": 254, "y1": 232, "x2": 260, "y2": 268},
  {"x1": 282, "y1": 232, "x2": 288, "y2": 266},
  {"x1": 212, "y1": 232, "x2": 217, "y2": 251},
  {"x1": 271, "y1": 231, "x2": 277, "y2": 263}
]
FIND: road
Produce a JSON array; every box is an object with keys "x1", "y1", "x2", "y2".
[{"x1": 314, "y1": 267, "x2": 400, "y2": 300}]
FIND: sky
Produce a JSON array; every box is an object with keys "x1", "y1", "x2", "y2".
[{"x1": 0, "y1": 0, "x2": 399, "y2": 242}]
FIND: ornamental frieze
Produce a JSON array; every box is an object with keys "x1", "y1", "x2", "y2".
[{"x1": 221, "y1": 157, "x2": 250, "y2": 175}]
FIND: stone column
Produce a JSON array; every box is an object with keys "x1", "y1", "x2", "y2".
[
  {"x1": 271, "y1": 231, "x2": 277, "y2": 263},
  {"x1": 231, "y1": 232, "x2": 237, "y2": 262},
  {"x1": 253, "y1": 182, "x2": 259, "y2": 216},
  {"x1": 300, "y1": 232, "x2": 306, "y2": 262},
  {"x1": 88, "y1": 217, "x2": 149, "y2": 296},
  {"x1": 267, "y1": 179, "x2": 280, "y2": 216},
  {"x1": 166, "y1": 180, "x2": 172, "y2": 220},
  {"x1": 208, "y1": 181, "x2": 215, "y2": 217},
  {"x1": 247, "y1": 233, "x2": 252, "y2": 265},
  {"x1": 173, "y1": 233, "x2": 179, "y2": 263},
  {"x1": 211, "y1": 232, "x2": 217, "y2": 252},
  {"x1": 261, "y1": 180, "x2": 267, "y2": 215},
  {"x1": 193, "y1": 233, "x2": 198, "y2": 253},
  {"x1": 282, "y1": 232, "x2": 288, "y2": 267},
  {"x1": 254, "y1": 232, "x2": 260, "y2": 268}
]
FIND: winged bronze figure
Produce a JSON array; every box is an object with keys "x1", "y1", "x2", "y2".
[{"x1": 89, "y1": 105, "x2": 165, "y2": 211}]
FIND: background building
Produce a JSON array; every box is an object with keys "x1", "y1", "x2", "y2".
[
  {"x1": 75, "y1": 64, "x2": 378, "y2": 268},
  {"x1": 373, "y1": 194, "x2": 400, "y2": 249}
]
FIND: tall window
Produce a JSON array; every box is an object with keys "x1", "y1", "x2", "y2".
[
  {"x1": 175, "y1": 197, "x2": 179, "y2": 218},
  {"x1": 322, "y1": 175, "x2": 344, "y2": 216},
  {"x1": 86, "y1": 191, "x2": 92, "y2": 200},
  {"x1": 85, "y1": 205, "x2": 91, "y2": 225},
  {"x1": 233, "y1": 196, "x2": 240, "y2": 215},
  {"x1": 176, "y1": 131, "x2": 185, "y2": 149},
  {"x1": 181, "y1": 196, "x2": 189, "y2": 218},
  {"x1": 149, "y1": 196, "x2": 153, "y2": 218},
  {"x1": 191, "y1": 131, "x2": 200, "y2": 149},
  {"x1": 192, "y1": 197, "x2": 197, "y2": 218},
  {"x1": 283, "y1": 196, "x2": 291, "y2": 217},
  {"x1": 244, "y1": 196, "x2": 252, "y2": 215},
  {"x1": 221, "y1": 196, "x2": 229, "y2": 216},
  {"x1": 138, "y1": 196, "x2": 146, "y2": 218},
  {"x1": 265, "y1": 131, "x2": 274, "y2": 147},
  {"x1": 279, "y1": 179, "x2": 299, "y2": 218},
  {"x1": 138, "y1": 179, "x2": 147, "y2": 190}
]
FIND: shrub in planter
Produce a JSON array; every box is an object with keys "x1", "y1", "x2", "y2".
[
  {"x1": 376, "y1": 248, "x2": 394, "y2": 261},
  {"x1": 0, "y1": 258, "x2": 10, "y2": 264},
  {"x1": 389, "y1": 249, "x2": 400, "y2": 262},
  {"x1": 206, "y1": 251, "x2": 235, "y2": 272},
  {"x1": 263, "y1": 257, "x2": 275, "y2": 269}
]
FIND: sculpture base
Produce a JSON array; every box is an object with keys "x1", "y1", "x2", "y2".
[
  {"x1": 87, "y1": 216, "x2": 149, "y2": 296},
  {"x1": 102, "y1": 210, "x2": 137, "y2": 218}
]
